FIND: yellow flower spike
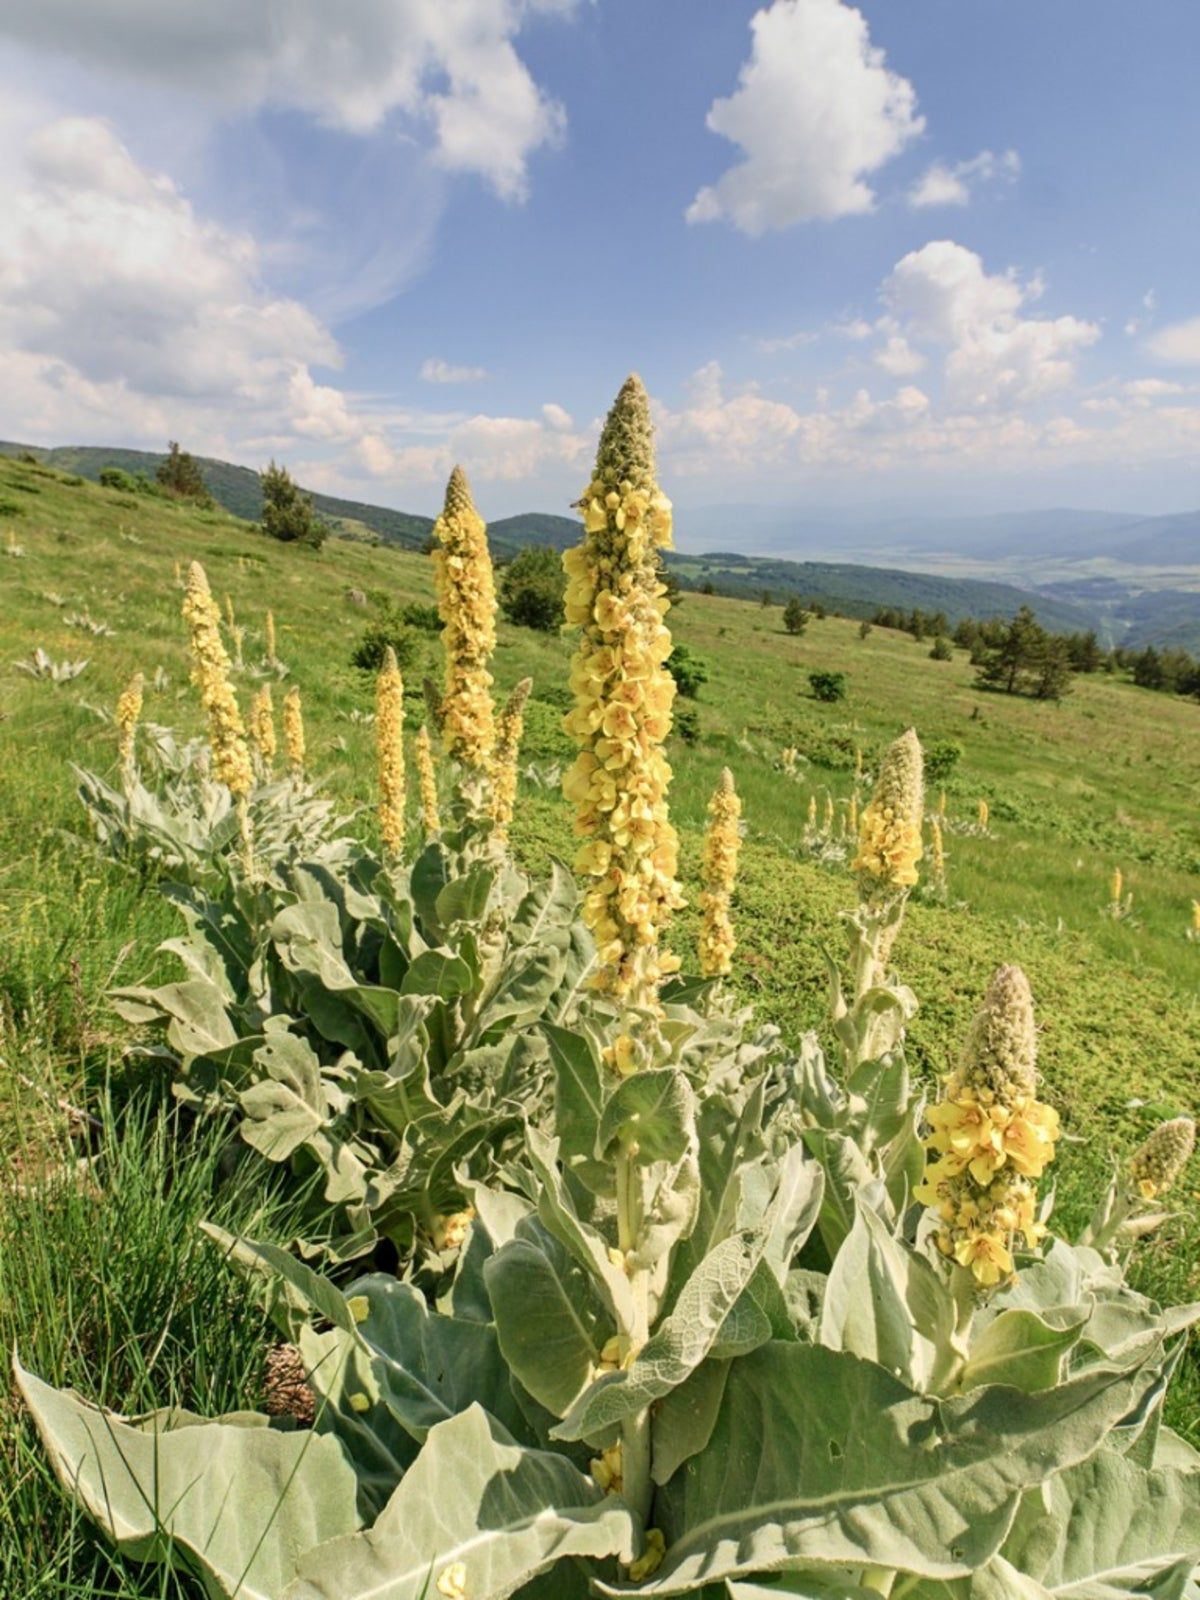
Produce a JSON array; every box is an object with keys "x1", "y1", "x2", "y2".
[
  {"x1": 699, "y1": 767, "x2": 741, "y2": 978},
  {"x1": 376, "y1": 645, "x2": 406, "y2": 856},
  {"x1": 562, "y1": 375, "x2": 683, "y2": 1010},
  {"x1": 436, "y1": 1563, "x2": 468, "y2": 1600},
  {"x1": 854, "y1": 746, "x2": 863, "y2": 779},
  {"x1": 1110, "y1": 867, "x2": 1123, "y2": 905},
  {"x1": 930, "y1": 816, "x2": 945, "y2": 881},
  {"x1": 224, "y1": 593, "x2": 235, "y2": 631},
  {"x1": 282, "y1": 685, "x2": 305, "y2": 777},
  {"x1": 853, "y1": 728, "x2": 924, "y2": 898},
  {"x1": 1129, "y1": 1117, "x2": 1195, "y2": 1200},
  {"x1": 490, "y1": 677, "x2": 532, "y2": 840},
  {"x1": 182, "y1": 563, "x2": 253, "y2": 801},
  {"x1": 937, "y1": 787, "x2": 947, "y2": 817},
  {"x1": 1191, "y1": 900, "x2": 1200, "y2": 937},
  {"x1": 432, "y1": 466, "x2": 497, "y2": 775},
  {"x1": 265, "y1": 609, "x2": 277, "y2": 666},
  {"x1": 415, "y1": 724, "x2": 440, "y2": 835},
  {"x1": 847, "y1": 791, "x2": 859, "y2": 838},
  {"x1": 629, "y1": 1530, "x2": 667, "y2": 1582},
  {"x1": 916, "y1": 965, "x2": 1060, "y2": 1290},
  {"x1": 806, "y1": 794, "x2": 817, "y2": 829},
  {"x1": 978, "y1": 798, "x2": 989, "y2": 831},
  {"x1": 114, "y1": 671, "x2": 144, "y2": 774},
  {"x1": 249, "y1": 684, "x2": 276, "y2": 778},
  {"x1": 822, "y1": 794, "x2": 834, "y2": 834}
]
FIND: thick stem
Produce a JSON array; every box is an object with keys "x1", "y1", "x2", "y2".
[{"x1": 615, "y1": 1149, "x2": 653, "y2": 1526}]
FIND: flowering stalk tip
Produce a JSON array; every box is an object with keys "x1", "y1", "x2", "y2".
[
  {"x1": 853, "y1": 728, "x2": 924, "y2": 899},
  {"x1": 1129, "y1": 1116, "x2": 1195, "y2": 1200},
  {"x1": 699, "y1": 767, "x2": 741, "y2": 978},
  {"x1": 376, "y1": 645, "x2": 406, "y2": 856},
  {"x1": 562, "y1": 375, "x2": 682, "y2": 1008},
  {"x1": 432, "y1": 466, "x2": 497, "y2": 781},
  {"x1": 182, "y1": 562, "x2": 253, "y2": 801},
  {"x1": 115, "y1": 670, "x2": 144, "y2": 776}
]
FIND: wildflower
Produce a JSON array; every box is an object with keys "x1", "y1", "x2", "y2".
[
  {"x1": 437, "y1": 1564, "x2": 468, "y2": 1600},
  {"x1": 561, "y1": 375, "x2": 683, "y2": 1008},
  {"x1": 806, "y1": 794, "x2": 817, "y2": 829},
  {"x1": 432, "y1": 466, "x2": 497, "y2": 774},
  {"x1": 930, "y1": 817, "x2": 945, "y2": 881},
  {"x1": 853, "y1": 728, "x2": 924, "y2": 898},
  {"x1": 181, "y1": 563, "x2": 253, "y2": 800},
  {"x1": 978, "y1": 798, "x2": 989, "y2": 830},
  {"x1": 415, "y1": 724, "x2": 440, "y2": 834},
  {"x1": 937, "y1": 788, "x2": 947, "y2": 817},
  {"x1": 265, "y1": 609, "x2": 277, "y2": 666},
  {"x1": 698, "y1": 767, "x2": 741, "y2": 978},
  {"x1": 491, "y1": 677, "x2": 532, "y2": 840},
  {"x1": 1129, "y1": 1117, "x2": 1195, "y2": 1200},
  {"x1": 114, "y1": 670, "x2": 143, "y2": 773},
  {"x1": 282, "y1": 685, "x2": 305, "y2": 776},
  {"x1": 377, "y1": 645, "x2": 406, "y2": 855},
  {"x1": 249, "y1": 684, "x2": 276, "y2": 777},
  {"x1": 1110, "y1": 867, "x2": 1123, "y2": 905},
  {"x1": 916, "y1": 965, "x2": 1060, "y2": 1288}
]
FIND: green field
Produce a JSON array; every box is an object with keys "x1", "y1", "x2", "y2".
[{"x1": 3, "y1": 456, "x2": 1200, "y2": 1594}]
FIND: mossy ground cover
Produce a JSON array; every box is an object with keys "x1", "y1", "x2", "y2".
[{"x1": 2, "y1": 458, "x2": 1199, "y2": 1591}]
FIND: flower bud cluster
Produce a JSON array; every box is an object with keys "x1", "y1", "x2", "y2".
[
  {"x1": 1129, "y1": 1116, "x2": 1195, "y2": 1200},
  {"x1": 561, "y1": 376, "x2": 683, "y2": 1007},
  {"x1": 916, "y1": 965, "x2": 1060, "y2": 1286}
]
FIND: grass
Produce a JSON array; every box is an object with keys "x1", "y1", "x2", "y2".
[{"x1": 2, "y1": 457, "x2": 1199, "y2": 1590}]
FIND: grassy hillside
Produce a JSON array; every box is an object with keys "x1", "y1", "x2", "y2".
[{"x1": 3, "y1": 458, "x2": 1200, "y2": 1589}]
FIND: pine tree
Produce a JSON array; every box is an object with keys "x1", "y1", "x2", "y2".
[
  {"x1": 156, "y1": 441, "x2": 212, "y2": 505},
  {"x1": 260, "y1": 461, "x2": 325, "y2": 548}
]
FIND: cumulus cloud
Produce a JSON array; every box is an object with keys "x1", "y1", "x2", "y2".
[
  {"x1": 1146, "y1": 317, "x2": 1200, "y2": 366},
  {"x1": 908, "y1": 148, "x2": 1020, "y2": 209},
  {"x1": 686, "y1": 0, "x2": 923, "y2": 233},
  {"x1": 0, "y1": 0, "x2": 574, "y2": 200},
  {"x1": 881, "y1": 240, "x2": 1100, "y2": 408},
  {"x1": 873, "y1": 334, "x2": 926, "y2": 377},
  {"x1": 420, "y1": 358, "x2": 490, "y2": 384}
]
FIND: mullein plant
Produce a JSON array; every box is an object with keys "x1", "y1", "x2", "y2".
[
  {"x1": 697, "y1": 768, "x2": 741, "y2": 979},
  {"x1": 282, "y1": 684, "x2": 305, "y2": 778},
  {"x1": 414, "y1": 724, "x2": 441, "y2": 836},
  {"x1": 490, "y1": 677, "x2": 532, "y2": 843},
  {"x1": 182, "y1": 561, "x2": 254, "y2": 873},
  {"x1": 431, "y1": 466, "x2": 499, "y2": 824},
  {"x1": 562, "y1": 373, "x2": 683, "y2": 1016},
  {"x1": 376, "y1": 645, "x2": 406, "y2": 858},
  {"x1": 249, "y1": 684, "x2": 276, "y2": 779},
  {"x1": 114, "y1": 670, "x2": 143, "y2": 790}
]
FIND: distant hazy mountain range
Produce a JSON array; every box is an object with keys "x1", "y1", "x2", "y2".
[{"x1": 4, "y1": 440, "x2": 1198, "y2": 650}]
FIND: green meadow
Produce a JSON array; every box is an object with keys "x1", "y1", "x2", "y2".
[{"x1": 3, "y1": 454, "x2": 1199, "y2": 1594}]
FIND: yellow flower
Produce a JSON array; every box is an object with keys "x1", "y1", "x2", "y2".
[
  {"x1": 853, "y1": 729, "x2": 924, "y2": 897},
  {"x1": 114, "y1": 671, "x2": 143, "y2": 772},
  {"x1": 181, "y1": 562, "x2": 253, "y2": 800},
  {"x1": 282, "y1": 685, "x2": 305, "y2": 776},
  {"x1": 562, "y1": 376, "x2": 683, "y2": 1009},
  {"x1": 436, "y1": 1562, "x2": 468, "y2": 1599},
  {"x1": 432, "y1": 466, "x2": 497, "y2": 775},
  {"x1": 376, "y1": 646, "x2": 406, "y2": 855},
  {"x1": 699, "y1": 768, "x2": 741, "y2": 978},
  {"x1": 490, "y1": 677, "x2": 532, "y2": 840},
  {"x1": 953, "y1": 1230, "x2": 1013, "y2": 1287},
  {"x1": 249, "y1": 684, "x2": 276, "y2": 777},
  {"x1": 415, "y1": 724, "x2": 440, "y2": 834}
]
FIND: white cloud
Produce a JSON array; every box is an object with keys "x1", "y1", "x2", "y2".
[
  {"x1": 0, "y1": 0, "x2": 574, "y2": 200},
  {"x1": 908, "y1": 148, "x2": 1020, "y2": 209},
  {"x1": 754, "y1": 330, "x2": 818, "y2": 354},
  {"x1": 420, "y1": 358, "x2": 490, "y2": 384},
  {"x1": 873, "y1": 334, "x2": 926, "y2": 377},
  {"x1": 686, "y1": 0, "x2": 923, "y2": 233},
  {"x1": 1146, "y1": 317, "x2": 1200, "y2": 366},
  {"x1": 1124, "y1": 377, "x2": 1184, "y2": 400},
  {"x1": 881, "y1": 240, "x2": 1099, "y2": 408}
]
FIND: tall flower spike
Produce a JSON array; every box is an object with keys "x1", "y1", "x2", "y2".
[
  {"x1": 376, "y1": 646, "x2": 406, "y2": 856},
  {"x1": 265, "y1": 610, "x2": 277, "y2": 667},
  {"x1": 250, "y1": 684, "x2": 276, "y2": 777},
  {"x1": 432, "y1": 466, "x2": 497, "y2": 778},
  {"x1": 182, "y1": 563, "x2": 253, "y2": 801},
  {"x1": 916, "y1": 965, "x2": 1060, "y2": 1288},
  {"x1": 115, "y1": 671, "x2": 144, "y2": 776},
  {"x1": 698, "y1": 768, "x2": 741, "y2": 978},
  {"x1": 930, "y1": 816, "x2": 946, "y2": 882},
  {"x1": 562, "y1": 374, "x2": 683, "y2": 1009},
  {"x1": 283, "y1": 685, "x2": 305, "y2": 777},
  {"x1": 853, "y1": 728, "x2": 924, "y2": 900},
  {"x1": 978, "y1": 798, "x2": 989, "y2": 831},
  {"x1": 1129, "y1": 1116, "x2": 1195, "y2": 1200},
  {"x1": 415, "y1": 724, "x2": 440, "y2": 835},
  {"x1": 491, "y1": 677, "x2": 532, "y2": 841}
]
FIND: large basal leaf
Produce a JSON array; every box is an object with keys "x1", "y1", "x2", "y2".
[
  {"x1": 475, "y1": 942, "x2": 567, "y2": 1036},
  {"x1": 282, "y1": 1404, "x2": 636, "y2": 1600},
  {"x1": 15, "y1": 1359, "x2": 360, "y2": 1600},
  {"x1": 623, "y1": 1340, "x2": 1160, "y2": 1594},
  {"x1": 509, "y1": 861, "x2": 577, "y2": 949},
  {"x1": 239, "y1": 1030, "x2": 331, "y2": 1161},
  {"x1": 525, "y1": 1128, "x2": 635, "y2": 1328},
  {"x1": 996, "y1": 1446, "x2": 1200, "y2": 1598},
  {"x1": 111, "y1": 976, "x2": 236, "y2": 1060}
]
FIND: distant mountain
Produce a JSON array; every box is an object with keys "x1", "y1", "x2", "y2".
[{"x1": 489, "y1": 511, "x2": 581, "y2": 552}]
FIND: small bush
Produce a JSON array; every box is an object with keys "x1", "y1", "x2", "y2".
[
  {"x1": 667, "y1": 643, "x2": 709, "y2": 699},
  {"x1": 399, "y1": 601, "x2": 442, "y2": 634},
  {"x1": 809, "y1": 669, "x2": 847, "y2": 703},
  {"x1": 156, "y1": 441, "x2": 213, "y2": 506},
  {"x1": 260, "y1": 460, "x2": 325, "y2": 548},
  {"x1": 350, "y1": 608, "x2": 424, "y2": 674},
  {"x1": 783, "y1": 597, "x2": 809, "y2": 636},
  {"x1": 925, "y1": 740, "x2": 964, "y2": 783},
  {"x1": 672, "y1": 701, "x2": 700, "y2": 743},
  {"x1": 499, "y1": 546, "x2": 566, "y2": 632},
  {"x1": 929, "y1": 635, "x2": 954, "y2": 661}
]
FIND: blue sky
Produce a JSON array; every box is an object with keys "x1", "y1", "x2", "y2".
[{"x1": 0, "y1": 0, "x2": 1197, "y2": 525}]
